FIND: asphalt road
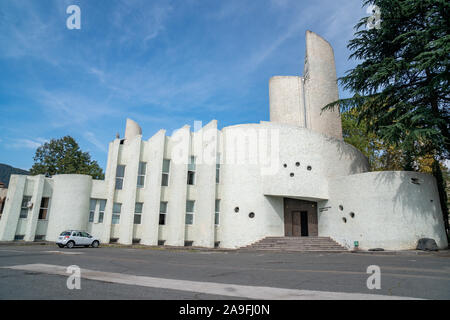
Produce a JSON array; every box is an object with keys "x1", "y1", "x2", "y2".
[{"x1": 0, "y1": 244, "x2": 449, "y2": 300}]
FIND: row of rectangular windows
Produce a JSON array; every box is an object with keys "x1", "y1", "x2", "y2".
[
  {"x1": 93, "y1": 199, "x2": 221, "y2": 226},
  {"x1": 16, "y1": 196, "x2": 220, "y2": 227},
  {"x1": 116, "y1": 156, "x2": 221, "y2": 191}
]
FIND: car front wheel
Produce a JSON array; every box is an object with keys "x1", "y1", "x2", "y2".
[
  {"x1": 91, "y1": 240, "x2": 99, "y2": 248},
  {"x1": 66, "y1": 241, "x2": 75, "y2": 249}
]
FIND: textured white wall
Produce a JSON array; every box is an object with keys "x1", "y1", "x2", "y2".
[
  {"x1": 260, "y1": 122, "x2": 369, "y2": 201},
  {"x1": 319, "y1": 171, "x2": 449, "y2": 250},
  {"x1": 45, "y1": 175, "x2": 92, "y2": 241}
]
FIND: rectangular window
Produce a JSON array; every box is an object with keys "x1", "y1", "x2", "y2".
[
  {"x1": 161, "y1": 159, "x2": 170, "y2": 187},
  {"x1": 159, "y1": 202, "x2": 168, "y2": 225},
  {"x1": 112, "y1": 203, "x2": 122, "y2": 224},
  {"x1": 115, "y1": 165, "x2": 126, "y2": 190},
  {"x1": 20, "y1": 196, "x2": 31, "y2": 219},
  {"x1": 215, "y1": 199, "x2": 220, "y2": 226},
  {"x1": 216, "y1": 153, "x2": 221, "y2": 184},
  {"x1": 185, "y1": 200, "x2": 195, "y2": 225},
  {"x1": 137, "y1": 162, "x2": 147, "y2": 188},
  {"x1": 39, "y1": 197, "x2": 50, "y2": 220},
  {"x1": 134, "y1": 202, "x2": 143, "y2": 224},
  {"x1": 98, "y1": 199, "x2": 106, "y2": 223},
  {"x1": 88, "y1": 198, "x2": 96, "y2": 223},
  {"x1": 187, "y1": 156, "x2": 196, "y2": 185}
]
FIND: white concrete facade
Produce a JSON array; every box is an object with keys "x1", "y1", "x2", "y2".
[{"x1": 0, "y1": 31, "x2": 447, "y2": 250}]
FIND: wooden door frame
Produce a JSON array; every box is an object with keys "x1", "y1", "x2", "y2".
[{"x1": 283, "y1": 198, "x2": 318, "y2": 237}]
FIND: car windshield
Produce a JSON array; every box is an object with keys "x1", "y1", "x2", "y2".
[{"x1": 60, "y1": 231, "x2": 71, "y2": 236}]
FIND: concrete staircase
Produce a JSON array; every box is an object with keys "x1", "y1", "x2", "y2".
[{"x1": 240, "y1": 236, "x2": 348, "y2": 252}]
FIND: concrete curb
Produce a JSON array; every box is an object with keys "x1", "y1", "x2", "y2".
[
  {"x1": 1, "y1": 242, "x2": 449, "y2": 257},
  {"x1": 349, "y1": 249, "x2": 450, "y2": 257},
  {"x1": 0, "y1": 241, "x2": 51, "y2": 246}
]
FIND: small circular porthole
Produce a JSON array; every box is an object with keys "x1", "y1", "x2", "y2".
[
  {"x1": 283, "y1": 164, "x2": 287, "y2": 168},
  {"x1": 234, "y1": 207, "x2": 239, "y2": 213},
  {"x1": 339, "y1": 205, "x2": 344, "y2": 211},
  {"x1": 350, "y1": 212, "x2": 355, "y2": 218},
  {"x1": 290, "y1": 173, "x2": 295, "y2": 177},
  {"x1": 307, "y1": 166, "x2": 312, "y2": 171},
  {"x1": 295, "y1": 162, "x2": 300, "y2": 167},
  {"x1": 342, "y1": 217, "x2": 347, "y2": 223},
  {"x1": 249, "y1": 212, "x2": 255, "y2": 219}
]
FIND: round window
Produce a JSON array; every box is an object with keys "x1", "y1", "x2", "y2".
[
  {"x1": 234, "y1": 207, "x2": 240, "y2": 213},
  {"x1": 290, "y1": 173, "x2": 295, "y2": 177},
  {"x1": 295, "y1": 162, "x2": 300, "y2": 167},
  {"x1": 307, "y1": 166, "x2": 312, "y2": 171},
  {"x1": 342, "y1": 217, "x2": 347, "y2": 223},
  {"x1": 249, "y1": 212, "x2": 255, "y2": 219},
  {"x1": 350, "y1": 212, "x2": 355, "y2": 218},
  {"x1": 339, "y1": 205, "x2": 344, "y2": 211}
]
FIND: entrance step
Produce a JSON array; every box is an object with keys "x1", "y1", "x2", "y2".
[{"x1": 240, "y1": 236, "x2": 348, "y2": 252}]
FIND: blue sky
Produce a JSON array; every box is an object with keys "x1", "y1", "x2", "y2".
[{"x1": 0, "y1": 0, "x2": 369, "y2": 171}]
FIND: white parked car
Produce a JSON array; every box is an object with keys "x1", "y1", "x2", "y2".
[{"x1": 56, "y1": 230, "x2": 100, "y2": 249}]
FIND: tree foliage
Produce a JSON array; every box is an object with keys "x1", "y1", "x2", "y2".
[
  {"x1": 334, "y1": 0, "x2": 450, "y2": 237},
  {"x1": 342, "y1": 109, "x2": 449, "y2": 171},
  {"x1": 326, "y1": 0, "x2": 449, "y2": 163},
  {"x1": 30, "y1": 136, "x2": 104, "y2": 180}
]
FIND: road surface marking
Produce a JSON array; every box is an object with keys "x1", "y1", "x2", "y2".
[
  {"x1": 44, "y1": 251, "x2": 84, "y2": 255},
  {"x1": 2, "y1": 264, "x2": 420, "y2": 300}
]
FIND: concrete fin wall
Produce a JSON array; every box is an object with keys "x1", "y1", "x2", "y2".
[
  {"x1": 140, "y1": 129, "x2": 166, "y2": 246},
  {"x1": 24, "y1": 175, "x2": 45, "y2": 241},
  {"x1": 0, "y1": 175, "x2": 26, "y2": 241},
  {"x1": 118, "y1": 135, "x2": 142, "y2": 245},
  {"x1": 188, "y1": 120, "x2": 218, "y2": 248},
  {"x1": 165, "y1": 125, "x2": 190, "y2": 246}
]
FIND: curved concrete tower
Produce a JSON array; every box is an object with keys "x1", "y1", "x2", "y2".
[
  {"x1": 124, "y1": 118, "x2": 142, "y2": 140},
  {"x1": 269, "y1": 76, "x2": 306, "y2": 128},
  {"x1": 304, "y1": 31, "x2": 342, "y2": 140},
  {"x1": 269, "y1": 31, "x2": 343, "y2": 140}
]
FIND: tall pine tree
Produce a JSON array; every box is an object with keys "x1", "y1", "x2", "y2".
[{"x1": 325, "y1": 0, "x2": 449, "y2": 237}]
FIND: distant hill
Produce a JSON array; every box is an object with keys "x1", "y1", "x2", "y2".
[{"x1": 0, "y1": 164, "x2": 29, "y2": 188}]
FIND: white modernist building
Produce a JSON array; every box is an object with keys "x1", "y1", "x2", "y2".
[{"x1": 0, "y1": 31, "x2": 448, "y2": 250}]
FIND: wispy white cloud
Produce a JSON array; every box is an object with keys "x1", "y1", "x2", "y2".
[
  {"x1": 83, "y1": 131, "x2": 107, "y2": 153},
  {"x1": 112, "y1": 0, "x2": 173, "y2": 47},
  {"x1": 0, "y1": 0, "x2": 369, "y2": 171},
  {"x1": 7, "y1": 137, "x2": 48, "y2": 150}
]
